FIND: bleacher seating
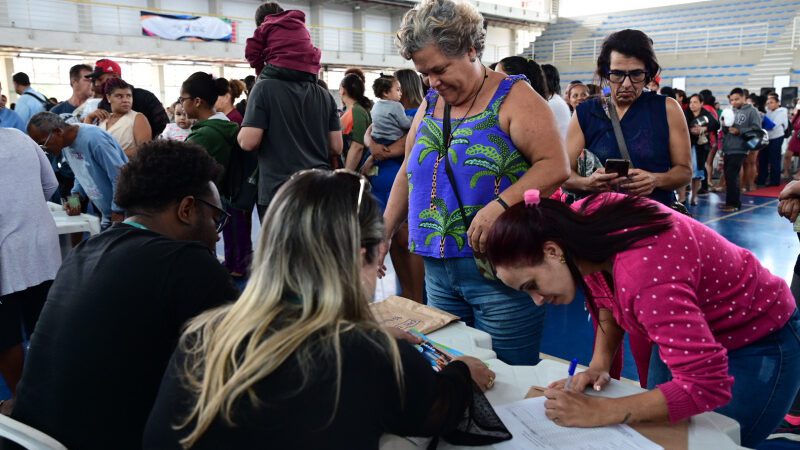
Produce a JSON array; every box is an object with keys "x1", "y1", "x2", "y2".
[{"x1": 532, "y1": 0, "x2": 799, "y2": 61}]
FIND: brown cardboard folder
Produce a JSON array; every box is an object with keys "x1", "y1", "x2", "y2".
[{"x1": 525, "y1": 386, "x2": 689, "y2": 450}]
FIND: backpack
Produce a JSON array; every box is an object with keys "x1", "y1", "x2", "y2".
[
  {"x1": 224, "y1": 132, "x2": 259, "y2": 211},
  {"x1": 23, "y1": 91, "x2": 54, "y2": 111}
]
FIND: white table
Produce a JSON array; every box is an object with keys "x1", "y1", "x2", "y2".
[
  {"x1": 48, "y1": 202, "x2": 101, "y2": 258},
  {"x1": 380, "y1": 322, "x2": 744, "y2": 450}
]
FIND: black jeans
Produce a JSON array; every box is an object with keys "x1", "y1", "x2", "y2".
[{"x1": 724, "y1": 153, "x2": 746, "y2": 208}]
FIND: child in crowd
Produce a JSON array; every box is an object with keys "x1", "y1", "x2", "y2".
[
  {"x1": 369, "y1": 75, "x2": 412, "y2": 146},
  {"x1": 159, "y1": 101, "x2": 192, "y2": 141},
  {"x1": 244, "y1": 2, "x2": 321, "y2": 83}
]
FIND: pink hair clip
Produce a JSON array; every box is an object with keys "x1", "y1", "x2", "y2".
[{"x1": 524, "y1": 189, "x2": 540, "y2": 206}]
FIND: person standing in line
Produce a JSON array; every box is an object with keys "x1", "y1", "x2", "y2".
[
  {"x1": 51, "y1": 64, "x2": 93, "y2": 115},
  {"x1": 0, "y1": 81, "x2": 25, "y2": 132},
  {"x1": 28, "y1": 112, "x2": 128, "y2": 229},
  {"x1": 565, "y1": 82, "x2": 589, "y2": 113},
  {"x1": 0, "y1": 128, "x2": 60, "y2": 416},
  {"x1": 385, "y1": 0, "x2": 568, "y2": 365},
  {"x1": 721, "y1": 88, "x2": 761, "y2": 212},
  {"x1": 214, "y1": 78, "x2": 246, "y2": 125},
  {"x1": 340, "y1": 74, "x2": 373, "y2": 171},
  {"x1": 542, "y1": 64, "x2": 572, "y2": 140},
  {"x1": 11, "y1": 72, "x2": 48, "y2": 125},
  {"x1": 776, "y1": 180, "x2": 800, "y2": 441},
  {"x1": 84, "y1": 78, "x2": 151, "y2": 159},
  {"x1": 363, "y1": 69, "x2": 427, "y2": 303},
  {"x1": 682, "y1": 93, "x2": 719, "y2": 206},
  {"x1": 759, "y1": 93, "x2": 788, "y2": 187},
  {"x1": 87, "y1": 58, "x2": 169, "y2": 138}
]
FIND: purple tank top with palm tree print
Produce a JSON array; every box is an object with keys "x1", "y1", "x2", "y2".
[{"x1": 407, "y1": 74, "x2": 529, "y2": 258}]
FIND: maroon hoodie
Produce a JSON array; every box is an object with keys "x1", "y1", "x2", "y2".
[{"x1": 245, "y1": 10, "x2": 321, "y2": 76}]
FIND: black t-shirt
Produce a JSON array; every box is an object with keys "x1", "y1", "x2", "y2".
[
  {"x1": 143, "y1": 329, "x2": 473, "y2": 449},
  {"x1": 10, "y1": 224, "x2": 238, "y2": 450},
  {"x1": 242, "y1": 78, "x2": 341, "y2": 207}
]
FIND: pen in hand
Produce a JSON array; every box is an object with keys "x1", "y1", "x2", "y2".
[{"x1": 564, "y1": 358, "x2": 578, "y2": 391}]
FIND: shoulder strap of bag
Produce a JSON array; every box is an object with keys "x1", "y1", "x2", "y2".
[
  {"x1": 442, "y1": 103, "x2": 471, "y2": 229},
  {"x1": 606, "y1": 97, "x2": 634, "y2": 168},
  {"x1": 23, "y1": 91, "x2": 49, "y2": 106}
]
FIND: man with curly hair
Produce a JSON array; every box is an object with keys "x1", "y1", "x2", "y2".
[{"x1": 8, "y1": 140, "x2": 239, "y2": 450}]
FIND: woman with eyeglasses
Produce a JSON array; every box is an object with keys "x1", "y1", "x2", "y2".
[
  {"x1": 143, "y1": 169, "x2": 497, "y2": 449},
  {"x1": 561, "y1": 29, "x2": 692, "y2": 208}
]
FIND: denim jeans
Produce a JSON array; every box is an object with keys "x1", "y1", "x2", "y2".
[
  {"x1": 423, "y1": 257, "x2": 546, "y2": 365},
  {"x1": 647, "y1": 309, "x2": 800, "y2": 448},
  {"x1": 756, "y1": 137, "x2": 784, "y2": 186}
]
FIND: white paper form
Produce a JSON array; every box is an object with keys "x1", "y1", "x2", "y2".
[{"x1": 494, "y1": 397, "x2": 663, "y2": 450}]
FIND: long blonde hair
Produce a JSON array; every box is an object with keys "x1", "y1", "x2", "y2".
[{"x1": 176, "y1": 170, "x2": 403, "y2": 448}]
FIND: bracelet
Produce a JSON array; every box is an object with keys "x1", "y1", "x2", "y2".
[{"x1": 495, "y1": 196, "x2": 510, "y2": 210}]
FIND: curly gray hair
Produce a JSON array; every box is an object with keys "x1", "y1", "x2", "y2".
[{"x1": 396, "y1": 0, "x2": 486, "y2": 60}]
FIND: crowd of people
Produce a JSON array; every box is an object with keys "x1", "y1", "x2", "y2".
[{"x1": 0, "y1": 0, "x2": 798, "y2": 449}]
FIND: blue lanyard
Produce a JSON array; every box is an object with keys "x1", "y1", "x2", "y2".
[{"x1": 123, "y1": 220, "x2": 149, "y2": 231}]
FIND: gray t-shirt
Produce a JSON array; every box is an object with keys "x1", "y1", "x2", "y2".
[
  {"x1": 371, "y1": 99, "x2": 412, "y2": 142},
  {"x1": 242, "y1": 78, "x2": 341, "y2": 207}
]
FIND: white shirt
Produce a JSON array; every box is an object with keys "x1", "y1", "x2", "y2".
[
  {"x1": 766, "y1": 107, "x2": 788, "y2": 140},
  {"x1": 547, "y1": 95, "x2": 571, "y2": 140}
]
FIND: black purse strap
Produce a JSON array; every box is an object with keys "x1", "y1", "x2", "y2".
[
  {"x1": 606, "y1": 97, "x2": 634, "y2": 168},
  {"x1": 443, "y1": 103, "x2": 471, "y2": 229}
]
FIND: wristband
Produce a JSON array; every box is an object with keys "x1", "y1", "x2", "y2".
[{"x1": 495, "y1": 196, "x2": 510, "y2": 210}]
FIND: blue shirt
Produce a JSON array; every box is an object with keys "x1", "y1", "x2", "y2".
[
  {"x1": 51, "y1": 101, "x2": 77, "y2": 115},
  {"x1": 0, "y1": 107, "x2": 25, "y2": 132},
  {"x1": 15, "y1": 87, "x2": 47, "y2": 125},
  {"x1": 576, "y1": 91, "x2": 674, "y2": 205},
  {"x1": 65, "y1": 124, "x2": 128, "y2": 224}
]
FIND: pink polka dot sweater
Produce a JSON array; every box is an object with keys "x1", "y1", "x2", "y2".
[{"x1": 578, "y1": 194, "x2": 795, "y2": 423}]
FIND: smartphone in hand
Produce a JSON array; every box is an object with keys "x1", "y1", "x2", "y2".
[{"x1": 604, "y1": 158, "x2": 630, "y2": 178}]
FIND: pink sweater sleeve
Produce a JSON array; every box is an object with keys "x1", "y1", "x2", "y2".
[{"x1": 628, "y1": 281, "x2": 733, "y2": 422}]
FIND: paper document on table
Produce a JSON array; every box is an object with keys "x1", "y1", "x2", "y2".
[{"x1": 494, "y1": 397, "x2": 663, "y2": 450}]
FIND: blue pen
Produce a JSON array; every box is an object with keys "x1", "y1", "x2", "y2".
[{"x1": 564, "y1": 358, "x2": 578, "y2": 390}]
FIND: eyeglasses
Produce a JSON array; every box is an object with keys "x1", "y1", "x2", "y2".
[
  {"x1": 195, "y1": 198, "x2": 231, "y2": 233},
  {"x1": 177, "y1": 96, "x2": 193, "y2": 104},
  {"x1": 607, "y1": 70, "x2": 648, "y2": 85},
  {"x1": 39, "y1": 132, "x2": 53, "y2": 152},
  {"x1": 333, "y1": 169, "x2": 370, "y2": 213}
]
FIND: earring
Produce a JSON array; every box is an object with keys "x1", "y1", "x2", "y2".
[{"x1": 559, "y1": 255, "x2": 566, "y2": 264}]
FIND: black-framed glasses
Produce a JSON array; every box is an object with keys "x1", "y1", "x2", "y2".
[
  {"x1": 39, "y1": 132, "x2": 53, "y2": 152},
  {"x1": 196, "y1": 198, "x2": 231, "y2": 233},
  {"x1": 333, "y1": 169, "x2": 370, "y2": 213},
  {"x1": 607, "y1": 70, "x2": 648, "y2": 85},
  {"x1": 177, "y1": 96, "x2": 193, "y2": 104}
]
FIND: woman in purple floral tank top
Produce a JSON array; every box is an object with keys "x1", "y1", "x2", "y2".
[{"x1": 380, "y1": 0, "x2": 569, "y2": 365}]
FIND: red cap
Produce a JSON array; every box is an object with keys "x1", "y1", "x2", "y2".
[{"x1": 85, "y1": 59, "x2": 122, "y2": 79}]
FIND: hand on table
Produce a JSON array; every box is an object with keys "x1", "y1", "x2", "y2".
[
  {"x1": 64, "y1": 203, "x2": 81, "y2": 216},
  {"x1": 617, "y1": 168, "x2": 658, "y2": 197},
  {"x1": 548, "y1": 367, "x2": 611, "y2": 393},
  {"x1": 543, "y1": 388, "x2": 608, "y2": 427},
  {"x1": 454, "y1": 356, "x2": 495, "y2": 392}
]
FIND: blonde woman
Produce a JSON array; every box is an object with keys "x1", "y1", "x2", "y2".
[{"x1": 143, "y1": 169, "x2": 495, "y2": 449}]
